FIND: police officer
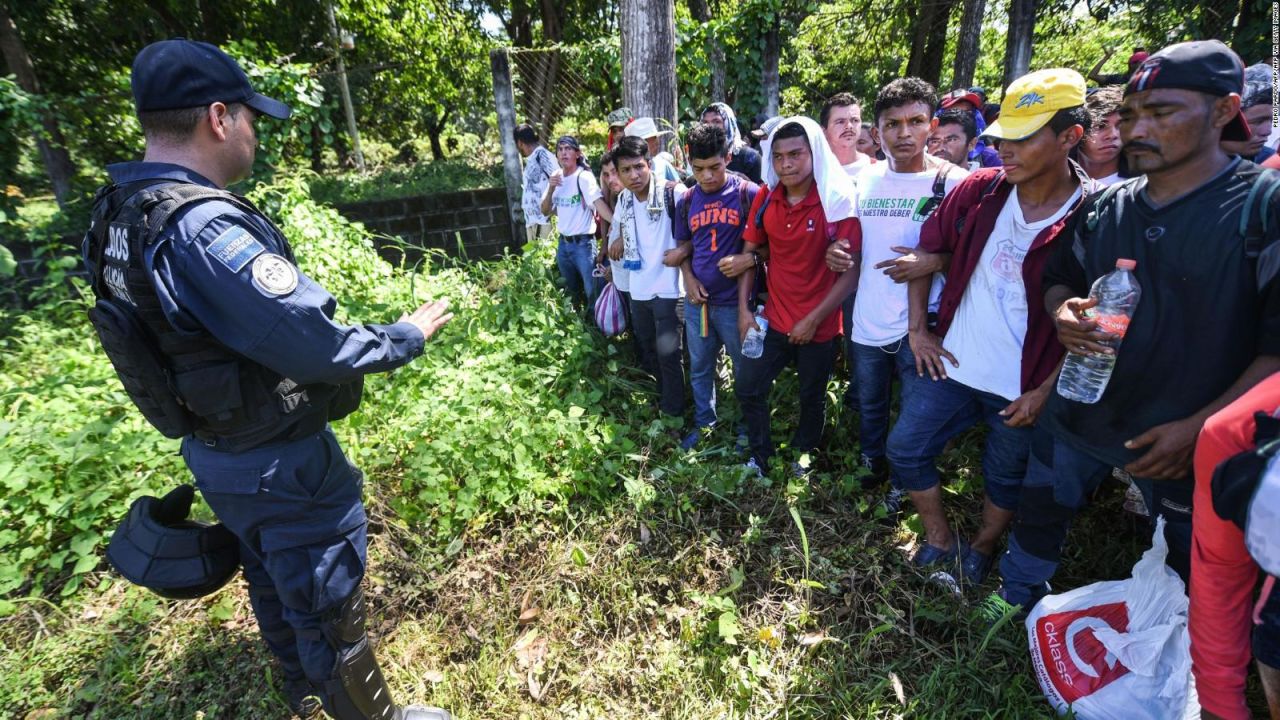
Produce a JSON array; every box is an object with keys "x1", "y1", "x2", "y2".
[{"x1": 82, "y1": 39, "x2": 452, "y2": 719}]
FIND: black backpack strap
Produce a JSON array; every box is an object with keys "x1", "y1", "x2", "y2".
[
  {"x1": 738, "y1": 183, "x2": 751, "y2": 227},
  {"x1": 1084, "y1": 180, "x2": 1131, "y2": 234},
  {"x1": 665, "y1": 185, "x2": 677, "y2": 222},
  {"x1": 1240, "y1": 167, "x2": 1280, "y2": 265},
  {"x1": 916, "y1": 164, "x2": 953, "y2": 222},
  {"x1": 933, "y1": 164, "x2": 951, "y2": 200}
]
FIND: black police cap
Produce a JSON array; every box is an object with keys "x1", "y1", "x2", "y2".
[{"x1": 131, "y1": 39, "x2": 291, "y2": 119}]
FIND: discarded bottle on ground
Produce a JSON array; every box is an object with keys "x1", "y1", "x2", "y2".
[
  {"x1": 742, "y1": 310, "x2": 769, "y2": 359},
  {"x1": 1056, "y1": 258, "x2": 1141, "y2": 404}
]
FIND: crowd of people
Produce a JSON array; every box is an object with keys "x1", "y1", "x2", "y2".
[{"x1": 517, "y1": 39, "x2": 1280, "y2": 718}]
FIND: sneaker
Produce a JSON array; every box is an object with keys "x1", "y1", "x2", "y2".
[
  {"x1": 912, "y1": 538, "x2": 963, "y2": 570},
  {"x1": 680, "y1": 428, "x2": 704, "y2": 451},
  {"x1": 742, "y1": 458, "x2": 764, "y2": 479},
  {"x1": 927, "y1": 570, "x2": 963, "y2": 596},
  {"x1": 875, "y1": 487, "x2": 909, "y2": 521},
  {"x1": 959, "y1": 545, "x2": 994, "y2": 586}
]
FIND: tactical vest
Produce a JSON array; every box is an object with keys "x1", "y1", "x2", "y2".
[{"x1": 84, "y1": 180, "x2": 361, "y2": 452}]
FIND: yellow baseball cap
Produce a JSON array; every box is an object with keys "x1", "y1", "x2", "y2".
[{"x1": 985, "y1": 69, "x2": 1087, "y2": 141}]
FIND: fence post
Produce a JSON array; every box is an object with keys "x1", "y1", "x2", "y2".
[{"x1": 491, "y1": 48, "x2": 524, "y2": 251}]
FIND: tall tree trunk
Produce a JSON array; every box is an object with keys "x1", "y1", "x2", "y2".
[
  {"x1": 687, "y1": 0, "x2": 726, "y2": 103},
  {"x1": 761, "y1": 12, "x2": 780, "y2": 116},
  {"x1": 0, "y1": 5, "x2": 75, "y2": 208},
  {"x1": 1002, "y1": 0, "x2": 1038, "y2": 91},
  {"x1": 532, "y1": 0, "x2": 562, "y2": 133},
  {"x1": 906, "y1": 0, "x2": 938, "y2": 78},
  {"x1": 920, "y1": 0, "x2": 959, "y2": 87},
  {"x1": 952, "y1": 0, "x2": 986, "y2": 89},
  {"x1": 620, "y1": 0, "x2": 678, "y2": 127}
]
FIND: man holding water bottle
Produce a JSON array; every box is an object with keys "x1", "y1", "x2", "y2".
[{"x1": 987, "y1": 40, "x2": 1280, "y2": 619}]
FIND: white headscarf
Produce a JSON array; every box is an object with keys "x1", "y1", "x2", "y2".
[{"x1": 761, "y1": 116, "x2": 858, "y2": 223}]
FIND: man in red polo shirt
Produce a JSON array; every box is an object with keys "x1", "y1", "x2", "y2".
[
  {"x1": 884, "y1": 69, "x2": 1095, "y2": 586},
  {"x1": 735, "y1": 118, "x2": 861, "y2": 475}
]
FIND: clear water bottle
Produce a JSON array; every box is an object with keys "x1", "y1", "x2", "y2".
[
  {"x1": 1056, "y1": 258, "x2": 1141, "y2": 404},
  {"x1": 742, "y1": 311, "x2": 769, "y2": 359}
]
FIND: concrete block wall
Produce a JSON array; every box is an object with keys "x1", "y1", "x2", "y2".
[{"x1": 335, "y1": 187, "x2": 517, "y2": 264}]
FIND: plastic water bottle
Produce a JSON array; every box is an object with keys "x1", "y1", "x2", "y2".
[
  {"x1": 1056, "y1": 258, "x2": 1141, "y2": 404},
  {"x1": 742, "y1": 310, "x2": 769, "y2": 359}
]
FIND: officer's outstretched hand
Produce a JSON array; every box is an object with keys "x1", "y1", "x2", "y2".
[{"x1": 400, "y1": 299, "x2": 454, "y2": 341}]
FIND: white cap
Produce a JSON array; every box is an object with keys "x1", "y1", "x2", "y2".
[{"x1": 624, "y1": 117, "x2": 673, "y2": 139}]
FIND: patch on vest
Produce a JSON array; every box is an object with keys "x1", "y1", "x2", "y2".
[
  {"x1": 207, "y1": 225, "x2": 266, "y2": 273},
  {"x1": 251, "y1": 253, "x2": 299, "y2": 296}
]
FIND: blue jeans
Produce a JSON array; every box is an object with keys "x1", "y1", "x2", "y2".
[
  {"x1": 685, "y1": 303, "x2": 743, "y2": 428},
  {"x1": 182, "y1": 428, "x2": 367, "y2": 701},
  {"x1": 555, "y1": 234, "x2": 598, "y2": 308},
  {"x1": 998, "y1": 428, "x2": 1194, "y2": 606},
  {"x1": 852, "y1": 338, "x2": 919, "y2": 461},
  {"x1": 886, "y1": 377, "x2": 1031, "y2": 510},
  {"x1": 736, "y1": 328, "x2": 836, "y2": 468}
]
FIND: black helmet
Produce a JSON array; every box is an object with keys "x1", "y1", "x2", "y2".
[{"x1": 106, "y1": 485, "x2": 240, "y2": 599}]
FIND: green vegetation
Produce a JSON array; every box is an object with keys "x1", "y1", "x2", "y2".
[
  {"x1": 0, "y1": 174, "x2": 1164, "y2": 718},
  {"x1": 308, "y1": 161, "x2": 504, "y2": 206}
]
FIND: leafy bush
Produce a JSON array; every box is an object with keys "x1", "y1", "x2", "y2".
[
  {"x1": 308, "y1": 160, "x2": 503, "y2": 205},
  {"x1": 0, "y1": 173, "x2": 620, "y2": 604}
]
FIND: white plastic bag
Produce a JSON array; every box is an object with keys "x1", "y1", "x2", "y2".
[{"x1": 1026, "y1": 517, "x2": 1197, "y2": 719}]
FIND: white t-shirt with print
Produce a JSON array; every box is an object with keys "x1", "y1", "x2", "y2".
[
  {"x1": 609, "y1": 185, "x2": 686, "y2": 301},
  {"x1": 522, "y1": 146, "x2": 557, "y2": 226},
  {"x1": 852, "y1": 162, "x2": 968, "y2": 346},
  {"x1": 944, "y1": 185, "x2": 1082, "y2": 401},
  {"x1": 551, "y1": 167, "x2": 602, "y2": 237}
]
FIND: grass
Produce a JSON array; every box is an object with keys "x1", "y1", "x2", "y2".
[
  {"x1": 0, "y1": 190, "x2": 1224, "y2": 718},
  {"x1": 0, "y1": 331, "x2": 1165, "y2": 719}
]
